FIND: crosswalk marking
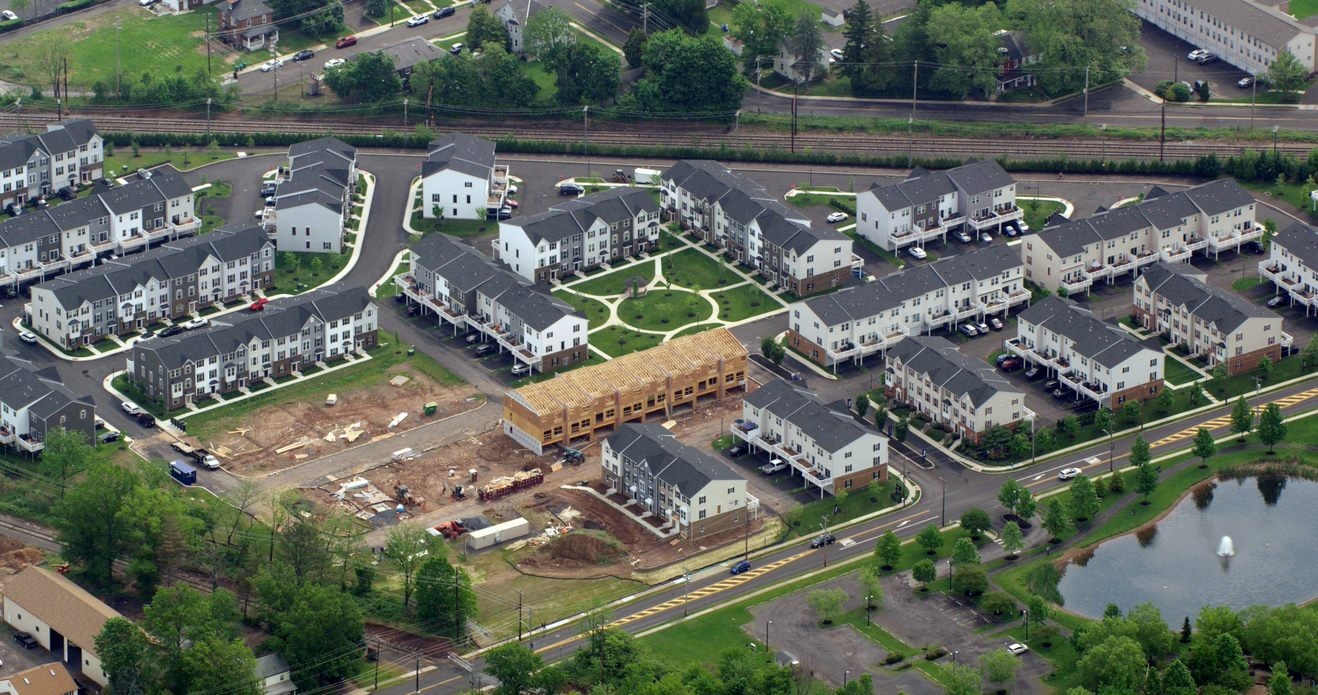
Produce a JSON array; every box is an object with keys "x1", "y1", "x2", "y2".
[{"x1": 1149, "y1": 387, "x2": 1318, "y2": 449}]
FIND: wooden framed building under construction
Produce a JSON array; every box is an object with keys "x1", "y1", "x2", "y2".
[{"x1": 502, "y1": 328, "x2": 750, "y2": 454}]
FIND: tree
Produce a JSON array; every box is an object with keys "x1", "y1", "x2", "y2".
[
  {"x1": 951, "y1": 565, "x2": 988, "y2": 596},
  {"x1": 1005, "y1": 0, "x2": 1144, "y2": 94},
  {"x1": 1155, "y1": 388, "x2": 1175, "y2": 414},
  {"x1": 857, "y1": 566, "x2": 884, "y2": 609},
  {"x1": 1227, "y1": 397, "x2": 1253, "y2": 443},
  {"x1": 912, "y1": 558, "x2": 936, "y2": 590},
  {"x1": 980, "y1": 649, "x2": 1021, "y2": 692},
  {"x1": 1257, "y1": 402, "x2": 1287, "y2": 453},
  {"x1": 1191, "y1": 428, "x2": 1217, "y2": 469},
  {"x1": 324, "y1": 51, "x2": 401, "y2": 103},
  {"x1": 477, "y1": 43, "x2": 541, "y2": 107},
  {"x1": 1268, "y1": 49, "x2": 1309, "y2": 92},
  {"x1": 630, "y1": 30, "x2": 746, "y2": 114},
  {"x1": 1134, "y1": 462, "x2": 1159, "y2": 502},
  {"x1": 385, "y1": 524, "x2": 436, "y2": 608},
  {"x1": 1302, "y1": 338, "x2": 1318, "y2": 371},
  {"x1": 1093, "y1": 407, "x2": 1113, "y2": 434},
  {"x1": 55, "y1": 461, "x2": 140, "y2": 584},
  {"x1": 278, "y1": 585, "x2": 365, "y2": 687},
  {"x1": 1121, "y1": 400, "x2": 1143, "y2": 426},
  {"x1": 1161, "y1": 659, "x2": 1197, "y2": 695},
  {"x1": 1027, "y1": 595, "x2": 1049, "y2": 627},
  {"x1": 414, "y1": 555, "x2": 478, "y2": 639},
  {"x1": 466, "y1": 6, "x2": 510, "y2": 51},
  {"x1": 486, "y1": 643, "x2": 544, "y2": 695},
  {"x1": 1269, "y1": 661, "x2": 1292, "y2": 695},
  {"x1": 806, "y1": 588, "x2": 847, "y2": 625},
  {"x1": 1057, "y1": 415, "x2": 1079, "y2": 439},
  {"x1": 982, "y1": 592, "x2": 1016, "y2": 620},
  {"x1": 893, "y1": 416, "x2": 909, "y2": 442},
  {"x1": 1077, "y1": 635, "x2": 1148, "y2": 694},
  {"x1": 855, "y1": 391, "x2": 870, "y2": 418},
  {"x1": 1068, "y1": 475, "x2": 1099, "y2": 522},
  {"x1": 184, "y1": 637, "x2": 260, "y2": 695},
  {"x1": 839, "y1": 0, "x2": 891, "y2": 96},
  {"x1": 1009, "y1": 432, "x2": 1031, "y2": 460},
  {"x1": 945, "y1": 663, "x2": 982, "y2": 695},
  {"x1": 1129, "y1": 434, "x2": 1150, "y2": 468},
  {"x1": 1258, "y1": 355, "x2": 1275, "y2": 384},
  {"x1": 916, "y1": 525, "x2": 943, "y2": 555},
  {"x1": 268, "y1": 0, "x2": 344, "y2": 35},
  {"x1": 623, "y1": 29, "x2": 647, "y2": 69},
  {"x1": 1035, "y1": 426, "x2": 1055, "y2": 452},
  {"x1": 784, "y1": 11, "x2": 825, "y2": 84},
  {"x1": 998, "y1": 480, "x2": 1036, "y2": 521},
  {"x1": 144, "y1": 585, "x2": 213, "y2": 691},
  {"x1": 959, "y1": 507, "x2": 991, "y2": 540},
  {"x1": 1042, "y1": 499, "x2": 1072, "y2": 540},
  {"x1": 37, "y1": 428, "x2": 97, "y2": 500},
  {"x1": 732, "y1": 0, "x2": 792, "y2": 74},
  {"x1": 1000, "y1": 521, "x2": 1024, "y2": 558},
  {"x1": 96, "y1": 617, "x2": 157, "y2": 695},
  {"x1": 875, "y1": 530, "x2": 902, "y2": 570},
  {"x1": 364, "y1": 0, "x2": 387, "y2": 18},
  {"x1": 524, "y1": 8, "x2": 576, "y2": 67},
  {"x1": 1190, "y1": 633, "x2": 1252, "y2": 691},
  {"x1": 951, "y1": 537, "x2": 980, "y2": 566},
  {"x1": 1181, "y1": 616, "x2": 1193, "y2": 643},
  {"x1": 1128, "y1": 602, "x2": 1177, "y2": 661},
  {"x1": 925, "y1": 2, "x2": 1004, "y2": 98},
  {"x1": 1189, "y1": 381, "x2": 1206, "y2": 406}
]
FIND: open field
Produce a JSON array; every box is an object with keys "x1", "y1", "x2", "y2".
[
  {"x1": 571, "y1": 259, "x2": 655, "y2": 296},
  {"x1": 617, "y1": 289, "x2": 712, "y2": 330},
  {"x1": 710, "y1": 284, "x2": 779, "y2": 322},
  {"x1": 590, "y1": 325, "x2": 663, "y2": 356},
  {"x1": 661, "y1": 249, "x2": 742, "y2": 290}
]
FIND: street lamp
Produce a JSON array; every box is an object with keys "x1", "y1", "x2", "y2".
[
  {"x1": 1102, "y1": 428, "x2": 1114, "y2": 473},
  {"x1": 844, "y1": 670, "x2": 850, "y2": 686},
  {"x1": 952, "y1": 650, "x2": 959, "y2": 666},
  {"x1": 1273, "y1": 125, "x2": 1280, "y2": 158},
  {"x1": 765, "y1": 620, "x2": 772, "y2": 659},
  {"x1": 939, "y1": 476, "x2": 946, "y2": 526},
  {"x1": 820, "y1": 516, "x2": 831, "y2": 567},
  {"x1": 1023, "y1": 608, "x2": 1029, "y2": 639},
  {"x1": 866, "y1": 594, "x2": 873, "y2": 625}
]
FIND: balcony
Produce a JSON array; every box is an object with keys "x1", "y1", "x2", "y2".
[
  {"x1": 729, "y1": 422, "x2": 833, "y2": 494},
  {"x1": 1057, "y1": 370, "x2": 1107, "y2": 404},
  {"x1": 1159, "y1": 245, "x2": 1191, "y2": 264},
  {"x1": 14, "y1": 435, "x2": 44, "y2": 454},
  {"x1": 979, "y1": 289, "x2": 1030, "y2": 315},
  {"x1": 0, "y1": 427, "x2": 14, "y2": 445},
  {"x1": 826, "y1": 331, "x2": 905, "y2": 363},
  {"x1": 968, "y1": 204, "x2": 1022, "y2": 231},
  {"x1": 1061, "y1": 275, "x2": 1093, "y2": 295},
  {"x1": 1206, "y1": 223, "x2": 1264, "y2": 253},
  {"x1": 1004, "y1": 338, "x2": 1069, "y2": 372}
]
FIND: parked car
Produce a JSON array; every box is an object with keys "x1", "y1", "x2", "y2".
[
  {"x1": 1196, "y1": 52, "x2": 1218, "y2": 64},
  {"x1": 136, "y1": 412, "x2": 157, "y2": 428},
  {"x1": 18, "y1": 331, "x2": 37, "y2": 344},
  {"x1": 1267, "y1": 295, "x2": 1286, "y2": 308},
  {"x1": 121, "y1": 401, "x2": 142, "y2": 416},
  {"x1": 4, "y1": 202, "x2": 21, "y2": 217},
  {"x1": 504, "y1": 198, "x2": 519, "y2": 208},
  {"x1": 1238, "y1": 75, "x2": 1268, "y2": 89},
  {"x1": 1243, "y1": 240, "x2": 1265, "y2": 254},
  {"x1": 998, "y1": 358, "x2": 1022, "y2": 372},
  {"x1": 511, "y1": 363, "x2": 529, "y2": 376},
  {"x1": 1058, "y1": 467, "x2": 1082, "y2": 481},
  {"x1": 979, "y1": 232, "x2": 993, "y2": 243},
  {"x1": 558, "y1": 183, "x2": 584, "y2": 196},
  {"x1": 0, "y1": 9, "x2": 18, "y2": 20},
  {"x1": 953, "y1": 230, "x2": 972, "y2": 243},
  {"x1": 291, "y1": 49, "x2": 314, "y2": 62},
  {"x1": 138, "y1": 0, "x2": 156, "y2": 6},
  {"x1": 260, "y1": 58, "x2": 284, "y2": 72},
  {"x1": 994, "y1": 353, "x2": 1014, "y2": 367},
  {"x1": 99, "y1": 431, "x2": 121, "y2": 444},
  {"x1": 810, "y1": 533, "x2": 837, "y2": 548},
  {"x1": 1004, "y1": 225, "x2": 1019, "y2": 238},
  {"x1": 1187, "y1": 48, "x2": 1210, "y2": 61},
  {"x1": 730, "y1": 560, "x2": 752, "y2": 575},
  {"x1": 1051, "y1": 387, "x2": 1070, "y2": 399},
  {"x1": 180, "y1": 317, "x2": 209, "y2": 330},
  {"x1": 1043, "y1": 379, "x2": 1060, "y2": 391},
  {"x1": 324, "y1": 58, "x2": 347, "y2": 70},
  {"x1": 406, "y1": 14, "x2": 429, "y2": 26},
  {"x1": 13, "y1": 632, "x2": 37, "y2": 649},
  {"x1": 159, "y1": 325, "x2": 185, "y2": 338},
  {"x1": 336, "y1": 35, "x2": 358, "y2": 48},
  {"x1": 988, "y1": 317, "x2": 1004, "y2": 331},
  {"x1": 260, "y1": 181, "x2": 278, "y2": 197},
  {"x1": 473, "y1": 343, "x2": 495, "y2": 357},
  {"x1": 760, "y1": 461, "x2": 787, "y2": 474},
  {"x1": 826, "y1": 211, "x2": 848, "y2": 223},
  {"x1": 958, "y1": 323, "x2": 979, "y2": 337},
  {"x1": 907, "y1": 246, "x2": 927, "y2": 260},
  {"x1": 1006, "y1": 643, "x2": 1029, "y2": 656},
  {"x1": 975, "y1": 319, "x2": 989, "y2": 334},
  {"x1": 450, "y1": 42, "x2": 465, "y2": 55},
  {"x1": 829, "y1": 48, "x2": 844, "y2": 60},
  {"x1": 487, "y1": 207, "x2": 513, "y2": 221},
  {"x1": 1024, "y1": 366, "x2": 1041, "y2": 380},
  {"x1": 433, "y1": 5, "x2": 455, "y2": 17},
  {"x1": 727, "y1": 445, "x2": 745, "y2": 457},
  {"x1": 200, "y1": 454, "x2": 221, "y2": 470},
  {"x1": 250, "y1": 297, "x2": 270, "y2": 311}
]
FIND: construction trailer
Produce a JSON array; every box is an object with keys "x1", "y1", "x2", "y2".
[{"x1": 465, "y1": 517, "x2": 531, "y2": 551}]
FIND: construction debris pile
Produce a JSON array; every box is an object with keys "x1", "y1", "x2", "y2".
[
  {"x1": 477, "y1": 468, "x2": 544, "y2": 502},
  {"x1": 328, "y1": 476, "x2": 413, "y2": 524},
  {"x1": 505, "y1": 505, "x2": 581, "y2": 551}
]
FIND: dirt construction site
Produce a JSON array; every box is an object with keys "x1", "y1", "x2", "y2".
[{"x1": 188, "y1": 363, "x2": 483, "y2": 475}]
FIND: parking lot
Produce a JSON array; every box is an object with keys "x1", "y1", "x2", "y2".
[
  {"x1": 1129, "y1": 19, "x2": 1258, "y2": 97},
  {"x1": 0, "y1": 625, "x2": 66, "y2": 680}
]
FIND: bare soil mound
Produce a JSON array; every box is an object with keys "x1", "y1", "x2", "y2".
[{"x1": 545, "y1": 531, "x2": 625, "y2": 564}]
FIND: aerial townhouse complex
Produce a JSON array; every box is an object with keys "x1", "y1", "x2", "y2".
[
  {"x1": 0, "y1": 119, "x2": 103, "y2": 211},
  {"x1": 397, "y1": 233, "x2": 589, "y2": 374},
  {"x1": 1135, "y1": 262, "x2": 1286, "y2": 375},
  {"x1": 128, "y1": 288, "x2": 378, "y2": 411},
  {"x1": 498, "y1": 188, "x2": 661, "y2": 283},
  {"x1": 854, "y1": 160, "x2": 1021, "y2": 252},
  {"x1": 731, "y1": 379, "x2": 887, "y2": 497},
  {"x1": 787, "y1": 244, "x2": 1028, "y2": 369},
  {"x1": 270, "y1": 137, "x2": 357, "y2": 254},
  {"x1": 1022, "y1": 180, "x2": 1260, "y2": 295},
  {"x1": 660, "y1": 160, "x2": 859, "y2": 297},
  {"x1": 885, "y1": 335, "x2": 1029, "y2": 443},
  {"x1": 0, "y1": 353, "x2": 95, "y2": 454},
  {"x1": 420, "y1": 133, "x2": 511, "y2": 220},
  {"x1": 1259, "y1": 222, "x2": 1318, "y2": 317},
  {"x1": 1132, "y1": 0, "x2": 1317, "y2": 75},
  {"x1": 0, "y1": 170, "x2": 198, "y2": 294},
  {"x1": 602, "y1": 423, "x2": 753, "y2": 541},
  {"x1": 503, "y1": 328, "x2": 748, "y2": 454},
  {"x1": 26, "y1": 225, "x2": 274, "y2": 350},
  {"x1": 1006, "y1": 297, "x2": 1166, "y2": 408}
]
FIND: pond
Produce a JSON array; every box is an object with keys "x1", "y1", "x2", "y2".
[{"x1": 1056, "y1": 475, "x2": 1318, "y2": 625}]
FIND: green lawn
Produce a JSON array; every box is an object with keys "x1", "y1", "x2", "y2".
[
  {"x1": 553, "y1": 290, "x2": 612, "y2": 326},
  {"x1": 376, "y1": 260, "x2": 411, "y2": 300},
  {"x1": 671, "y1": 322, "x2": 722, "y2": 338},
  {"x1": 185, "y1": 341, "x2": 465, "y2": 438},
  {"x1": 661, "y1": 249, "x2": 742, "y2": 290},
  {"x1": 590, "y1": 326, "x2": 664, "y2": 357},
  {"x1": 1231, "y1": 276, "x2": 1263, "y2": 292},
  {"x1": 524, "y1": 61, "x2": 560, "y2": 104},
  {"x1": 783, "y1": 479, "x2": 904, "y2": 539},
  {"x1": 105, "y1": 149, "x2": 240, "y2": 177},
  {"x1": 1289, "y1": 0, "x2": 1318, "y2": 18},
  {"x1": 0, "y1": 7, "x2": 227, "y2": 88},
  {"x1": 1162, "y1": 356, "x2": 1202, "y2": 386},
  {"x1": 710, "y1": 284, "x2": 778, "y2": 322},
  {"x1": 788, "y1": 192, "x2": 857, "y2": 214},
  {"x1": 1020, "y1": 199, "x2": 1065, "y2": 232},
  {"x1": 844, "y1": 230, "x2": 904, "y2": 268},
  {"x1": 408, "y1": 211, "x2": 495, "y2": 237},
  {"x1": 273, "y1": 251, "x2": 349, "y2": 293},
  {"x1": 1242, "y1": 181, "x2": 1318, "y2": 221},
  {"x1": 1211, "y1": 354, "x2": 1314, "y2": 400},
  {"x1": 656, "y1": 228, "x2": 686, "y2": 253},
  {"x1": 570, "y1": 260, "x2": 655, "y2": 296},
  {"x1": 618, "y1": 289, "x2": 712, "y2": 330}
]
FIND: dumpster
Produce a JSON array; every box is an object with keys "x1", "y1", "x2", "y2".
[{"x1": 423, "y1": 401, "x2": 438, "y2": 416}]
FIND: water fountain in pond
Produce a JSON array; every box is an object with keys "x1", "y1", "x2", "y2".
[{"x1": 1217, "y1": 536, "x2": 1235, "y2": 557}]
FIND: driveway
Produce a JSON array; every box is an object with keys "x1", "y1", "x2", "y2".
[{"x1": 1128, "y1": 19, "x2": 1259, "y2": 97}]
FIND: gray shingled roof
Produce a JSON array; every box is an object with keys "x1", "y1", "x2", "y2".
[
  {"x1": 1275, "y1": 222, "x2": 1318, "y2": 269},
  {"x1": 887, "y1": 335, "x2": 1020, "y2": 407},
  {"x1": 1184, "y1": 0, "x2": 1309, "y2": 50},
  {"x1": 1139, "y1": 262, "x2": 1276, "y2": 334},
  {"x1": 423, "y1": 133, "x2": 495, "y2": 180},
  {"x1": 743, "y1": 380, "x2": 872, "y2": 454},
  {"x1": 606, "y1": 423, "x2": 743, "y2": 498},
  {"x1": 275, "y1": 189, "x2": 343, "y2": 213},
  {"x1": 97, "y1": 172, "x2": 191, "y2": 215},
  {"x1": 1018, "y1": 296, "x2": 1160, "y2": 369},
  {"x1": 510, "y1": 188, "x2": 657, "y2": 245},
  {"x1": 288, "y1": 136, "x2": 356, "y2": 163},
  {"x1": 0, "y1": 354, "x2": 90, "y2": 415},
  {"x1": 379, "y1": 37, "x2": 446, "y2": 72},
  {"x1": 221, "y1": 0, "x2": 271, "y2": 23}
]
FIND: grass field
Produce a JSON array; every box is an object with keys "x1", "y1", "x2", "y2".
[
  {"x1": 590, "y1": 325, "x2": 664, "y2": 357},
  {"x1": 1292, "y1": 0, "x2": 1318, "y2": 18},
  {"x1": 672, "y1": 322, "x2": 722, "y2": 338},
  {"x1": 1162, "y1": 356, "x2": 1202, "y2": 386},
  {"x1": 661, "y1": 249, "x2": 742, "y2": 290},
  {"x1": 1242, "y1": 181, "x2": 1318, "y2": 221},
  {"x1": 273, "y1": 251, "x2": 349, "y2": 293},
  {"x1": 1021, "y1": 200, "x2": 1065, "y2": 232},
  {"x1": 710, "y1": 284, "x2": 778, "y2": 322},
  {"x1": 571, "y1": 259, "x2": 655, "y2": 296},
  {"x1": 553, "y1": 290, "x2": 612, "y2": 326},
  {"x1": 617, "y1": 289, "x2": 713, "y2": 330},
  {"x1": 105, "y1": 148, "x2": 239, "y2": 176}
]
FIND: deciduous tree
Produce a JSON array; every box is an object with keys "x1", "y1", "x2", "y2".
[
  {"x1": 630, "y1": 30, "x2": 745, "y2": 114},
  {"x1": 1269, "y1": 661, "x2": 1293, "y2": 695},
  {"x1": 916, "y1": 525, "x2": 943, "y2": 555},
  {"x1": 951, "y1": 537, "x2": 980, "y2": 565},
  {"x1": 857, "y1": 566, "x2": 884, "y2": 609},
  {"x1": 415, "y1": 555, "x2": 478, "y2": 639},
  {"x1": 959, "y1": 507, "x2": 991, "y2": 540},
  {"x1": 980, "y1": 648, "x2": 1021, "y2": 692},
  {"x1": 1134, "y1": 462, "x2": 1159, "y2": 502},
  {"x1": 323, "y1": 51, "x2": 401, "y2": 103},
  {"x1": 1042, "y1": 499, "x2": 1072, "y2": 540},
  {"x1": 1161, "y1": 658, "x2": 1197, "y2": 695},
  {"x1": 183, "y1": 637, "x2": 260, "y2": 695},
  {"x1": 1267, "y1": 49, "x2": 1309, "y2": 92},
  {"x1": 1257, "y1": 402, "x2": 1287, "y2": 453},
  {"x1": 951, "y1": 564, "x2": 988, "y2": 596},
  {"x1": 95, "y1": 617, "x2": 157, "y2": 695},
  {"x1": 1077, "y1": 636, "x2": 1148, "y2": 694},
  {"x1": 623, "y1": 29, "x2": 647, "y2": 68},
  {"x1": 945, "y1": 663, "x2": 982, "y2": 695},
  {"x1": 1000, "y1": 521, "x2": 1023, "y2": 558},
  {"x1": 875, "y1": 529, "x2": 902, "y2": 570},
  {"x1": 524, "y1": 8, "x2": 576, "y2": 67},
  {"x1": 486, "y1": 643, "x2": 544, "y2": 695},
  {"x1": 1068, "y1": 475, "x2": 1099, "y2": 522},
  {"x1": 37, "y1": 428, "x2": 97, "y2": 500},
  {"x1": 807, "y1": 588, "x2": 847, "y2": 625},
  {"x1": 784, "y1": 12, "x2": 826, "y2": 84},
  {"x1": 1229, "y1": 395, "x2": 1253, "y2": 442},
  {"x1": 1191, "y1": 427, "x2": 1217, "y2": 468},
  {"x1": 925, "y1": 2, "x2": 1002, "y2": 98},
  {"x1": 385, "y1": 524, "x2": 437, "y2": 608},
  {"x1": 912, "y1": 558, "x2": 936, "y2": 590},
  {"x1": 278, "y1": 585, "x2": 364, "y2": 687},
  {"x1": 732, "y1": 0, "x2": 793, "y2": 73},
  {"x1": 55, "y1": 461, "x2": 140, "y2": 584}
]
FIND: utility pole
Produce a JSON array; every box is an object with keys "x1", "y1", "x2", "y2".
[
  {"x1": 582, "y1": 105, "x2": 590, "y2": 180},
  {"x1": 373, "y1": 639, "x2": 380, "y2": 690},
  {"x1": 404, "y1": 97, "x2": 409, "y2": 127},
  {"x1": 1082, "y1": 64, "x2": 1090, "y2": 120},
  {"x1": 206, "y1": 98, "x2": 212, "y2": 138},
  {"x1": 642, "y1": 1, "x2": 648, "y2": 34},
  {"x1": 790, "y1": 80, "x2": 799, "y2": 153},
  {"x1": 939, "y1": 475, "x2": 945, "y2": 526},
  {"x1": 1250, "y1": 77, "x2": 1256, "y2": 129},
  {"x1": 682, "y1": 571, "x2": 691, "y2": 616},
  {"x1": 115, "y1": 21, "x2": 122, "y2": 97},
  {"x1": 517, "y1": 589, "x2": 523, "y2": 641},
  {"x1": 206, "y1": 13, "x2": 212, "y2": 74},
  {"x1": 911, "y1": 60, "x2": 918, "y2": 119},
  {"x1": 453, "y1": 576, "x2": 462, "y2": 641},
  {"x1": 1159, "y1": 102, "x2": 1166, "y2": 162},
  {"x1": 415, "y1": 653, "x2": 420, "y2": 693},
  {"x1": 273, "y1": 63, "x2": 279, "y2": 105}
]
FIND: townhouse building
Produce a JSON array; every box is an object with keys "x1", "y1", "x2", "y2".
[
  {"x1": 884, "y1": 335, "x2": 1029, "y2": 443},
  {"x1": 602, "y1": 423, "x2": 754, "y2": 540},
  {"x1": 661, "y1": 160, "x2": 859, "y2": 296},
  {"x1": 0, "y1": 170, "x2": 198, "y2": 293},
  {"x1": 217, "y1": 0, "x2": 278, "y2": 51},
  {"x1": 0, "y1": 119, "x2": 103, "y2": 211},
  {"x1": 397, "y1": 233, "x2": 589, "y2": 374},
  {"x1": 1005, "y1": 296, "x2": 1165, "y2": 408},
  {"x1": 855, "y1": 160, "x2": 1020, "y2": 252},
  {"x1": 420, "y1": 133, "x2": 511, "y2": 220},
  {"x1": 271, "y1": 137, "x2": 357, "y2": 254},
  {"x1": 731, "y1": 379, "x2": 887, "y2": 497},
  {"x1": 1, "y1": 566, "x2": 122, "y2": 687},
  {"x1": 787, "y1": 244, "x2": 1028, "y2": 369},
  {"x1": 27, "y1": 225, "x2": 274, "y2": 350},
  {"x1": 1135, "y1": 262, "x2": 1285, "y2": 375},
  {"x1": 1133, "y1": 0, "x2": 1316, "y2": 75},
  {"x1": 127, "y1": 288, "x2": 378, "y2": 411},
  {"x1": 0, "y1": 353, "x2": 95, "y2": 454},
  {"x1": 503, "y1": 328, "x2": 748, "y2": 454},
  {"x1": 1259, "y1": 221, "x2": 1318, "y2": 317},
  {"x1": 1022, "y1": 179, "x2": 1260, "y2": 294},
  {"x1": 498, "y1": 188, "x2": 661, "y2": 282}
]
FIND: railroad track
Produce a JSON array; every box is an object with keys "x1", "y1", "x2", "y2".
[{"x1": 2, "y1": 113, "x2": 1313, "y2": 162}]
